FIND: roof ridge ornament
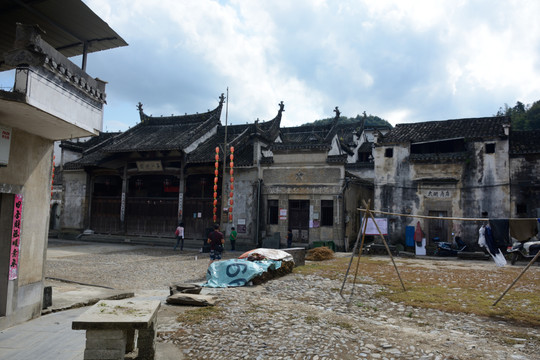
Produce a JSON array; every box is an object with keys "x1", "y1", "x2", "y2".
[
  {"x1": 219, "y1": 93, "x2": 225, "y2": 106},
  {"x1": 334, "y1": 106, "x2": 340, "y2": 119},
  {"x1": 279, "y1": 101, "x2": 285, "y2": 113}
]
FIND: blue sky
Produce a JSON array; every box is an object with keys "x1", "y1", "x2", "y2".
[{"x1": 2, "y1": 0, "x2": 540, "y2": 132}]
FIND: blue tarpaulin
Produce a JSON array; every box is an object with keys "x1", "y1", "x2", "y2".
[{"x1": 203, "y1": 259, "x2": 282, "y2": 288}]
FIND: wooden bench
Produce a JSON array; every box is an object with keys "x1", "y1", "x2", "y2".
[{"x1": 72, "y1": 299, "x2": 160, "y2": 360}]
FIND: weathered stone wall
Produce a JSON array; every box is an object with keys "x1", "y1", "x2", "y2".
[
  {"x1": 374, "y1": 139, "x2": 511, "y2": 247},
  {"x1": 61, "y1": 170, "x2": 88, "y2": 230},
  {"x1": 222, "y1": 168, "x2": 258, "y2": 246},
  {"x1": 261, "y1": 159, "x2": 346, "y2": 248},
  {"x1": 343, "y1": 182, "x2": 374, "y2": 250},
  {"x1": 510, "y1": 154, "x2": 540, "y2": 218},
  {"x1": 0, "y1": 128, "x2": 53, "y2": 328},
  {"x1": 263, "y1": 167, "x2": 341, "y2": 185}
]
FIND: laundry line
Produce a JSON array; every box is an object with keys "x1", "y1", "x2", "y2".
[{"x1": 357, "y1": 208, "x2": 539, "y2": 222}]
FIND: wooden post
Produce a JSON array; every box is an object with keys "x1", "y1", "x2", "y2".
[
  {"x1": 363, "y1": 200, "x2": 406, "y2": 291},
  {"x1": 349, "y1": 200, "x2": 372, "y2": 300},
  {"x1": 492, "y1": 250, "x2": 540, "y2": 306},
  {"x1": 340, "y1": 199, "x2": 370, "y2": 299}
]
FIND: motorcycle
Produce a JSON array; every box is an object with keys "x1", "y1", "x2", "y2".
[
  {"x1": 507, "y1": 238, "x2": 540, "y2": 265},
  {"x1": 434, "y1": 234, "x2": 467, "y2": 257}
]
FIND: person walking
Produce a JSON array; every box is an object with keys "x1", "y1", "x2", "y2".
[
  {"x1": 229, "y1": 226, "x2": 237, "y2": 251},
  {"x1": 174, "y1": 222, "x2": 185, "y2": 251},
  {"x1": 207, "y1": 224, "x2": 224, "y2": 266}
]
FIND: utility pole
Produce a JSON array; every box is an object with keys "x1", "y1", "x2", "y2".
[{"x1": 220, "y1": 87, "x2": 229, "y2": 224}]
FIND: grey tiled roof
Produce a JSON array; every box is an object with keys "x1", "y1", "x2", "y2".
[
  {"x1": 104, "y1": 104, "x2": 223, "y2": 153},
  {"x1": 187, "y1": 105, "x2": 283, "y2": 166},
  {"x1": 380, "y1": 116, "x2": 510, "y2": 144},
  {"x1": 510, "y1": 130, "x2": 540, "y2": 155},
  {"x1": 60, "y1": 132, "x2": 120, "y2": 153}
]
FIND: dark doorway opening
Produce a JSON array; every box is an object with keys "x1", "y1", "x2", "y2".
[{"x1": 289, "y1": 200, "x2": 309, "y2": 243}]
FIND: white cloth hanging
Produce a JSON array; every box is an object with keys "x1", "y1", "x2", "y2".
[{"x1": 478, "y1": 224, "x2": 506, "y2": 267}]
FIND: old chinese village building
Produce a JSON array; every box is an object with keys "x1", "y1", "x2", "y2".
[
  {"x1": 59, "y1": 98, "x2": 382, "y2": 251},
  {"x1": 372, "y1": 116, "x2": 535, "y2": 253}
]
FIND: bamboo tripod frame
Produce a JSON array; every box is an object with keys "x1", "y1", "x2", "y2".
[
  {"x1": 340, "y1": 200, "x2": 406, "y2": 301},
  {"x1": 340, "y1": 203, "x2": 539, "y2": 306}
]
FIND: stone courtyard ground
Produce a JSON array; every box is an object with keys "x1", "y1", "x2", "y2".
[{"x1": 46, "y1": 239, "x2": 540, "y2": 360}]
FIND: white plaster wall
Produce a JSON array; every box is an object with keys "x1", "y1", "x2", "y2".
[{"x1": 16, "y1": 68, "x2": 103, "y2": 134}]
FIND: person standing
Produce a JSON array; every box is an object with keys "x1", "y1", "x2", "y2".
[
  {"x1": 174, "y1": 222, "x2": 184, "y2": 251},
  {"x1": 287, "y1": 228, "x2": 293, "y2": 248},
  {"x1": 229, "y1": 226, "x2": 237, "y2": 251},
  {"x1": 207, "y1": 224, "x2": 224, "y2": 265}
]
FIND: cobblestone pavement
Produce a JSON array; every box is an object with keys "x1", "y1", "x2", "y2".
[{"x1": 46, "y1": 240, "x2": 540, "y2": 360}]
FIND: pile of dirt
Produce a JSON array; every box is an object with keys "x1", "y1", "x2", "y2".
[
  {"x1": 251, "y1": 260, "x2": 295, "y2": 285},
  {"x1": 306, "y1": 247, "x2": 334, "y2": 261}
]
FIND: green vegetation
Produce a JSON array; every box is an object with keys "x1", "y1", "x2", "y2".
[
  {"x1": 496, "y1": 99, "x2": 540, "y2": 130},
  {"x1": 301, "y1": 113, "x2": 392, "y2": 128},
  {"x1": 296, "y1": 256, "x2": 540, "y2": 326},
  {"x1": 176, "y1": 306, "x2": 225, "y2": 325}
]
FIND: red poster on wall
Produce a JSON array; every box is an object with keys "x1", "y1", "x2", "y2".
[{"x1": 9, "y1": 194, "x2": 23, "y2": 280}]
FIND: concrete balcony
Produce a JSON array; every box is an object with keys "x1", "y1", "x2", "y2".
[{"x1": 0, "y1": 24, "x2": 107, "y2": 140}]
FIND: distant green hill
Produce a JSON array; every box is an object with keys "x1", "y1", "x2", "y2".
[
  {"x1": 496, "y1": 100, "x2": 540, "y2": 130},
  {"x1": 301, "y1": 113, "x2": 392, "y2": 128}
]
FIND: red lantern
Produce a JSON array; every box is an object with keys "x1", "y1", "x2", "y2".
[
  {"x1": 213, "y1": 199, "x2": 217, "y2": 206},
  {"x1": 215, "y1": 147, "x2": 220, "y2": 153},
  {"x1": 230, "y1": 184, "x2": 234, "y2": 190},
  {"x1": 229, "y1": 206, "x2": 233, "y2": 213},
  {"x1": 215, "y1": 154, "x2": 219, "y2": 161},
  {"x1": 214, "y1": 169, "x2": 219, "y2": 176},
  {"x1": 230, "y1": 146, "x2": 234, "y2": 153},
  {"x1": 230, "y1": 154, "x2": 234, "y2": 161},
  {"x1": 230, "y1": 199, "x2": 234, "y2": 206},
  {"x1": 213, "y1": 192, "x2": 217, "y2": 199},
  {"x1": 230, "y1": 176, "x2": 234, "y2": 183},
  {"x1": 214, "y1": 177, "x2": 218, "y2": 184},
  {"x1": 213, "y1": 215, "x2": 217, "y2": 222},
  {"x1": 229, "y1": 213, "x2": 233, "y2": 222},
  {"x1": 230, "y1": 169, "x2": 234, "y2": 176},
  {"x1": 230, "y1": 162, "x2": 234, "y2": 168},
  {"x1": 229, "y1": 192, "x2": 233, "y2": 198},
  {"x1": 214, "y1": 184, "x2": 218, "y2": 191},
  {"x1": 213, "y1": 207, "x2": 217, "y2": 213}
]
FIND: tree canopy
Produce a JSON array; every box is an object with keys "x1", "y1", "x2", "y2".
[
  {"x1": 301, "y1": 113, "x2": 392, "y2": 128},
  {"x1": 496, "y1": 100, "x2": 540, "y2": 130}
]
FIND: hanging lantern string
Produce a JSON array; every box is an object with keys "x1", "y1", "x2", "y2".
[
  {"x1": 229, "y1": 146, "x2": 234, "y2": 222},
  {"x1": 213, "y1": 147, "x2": 219, "y2": 223}
]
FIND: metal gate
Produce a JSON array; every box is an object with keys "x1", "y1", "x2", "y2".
[{"x1": 289, "y1": 200, "x2": 309, "y2": 243}]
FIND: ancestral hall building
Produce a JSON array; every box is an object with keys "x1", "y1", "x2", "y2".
[{"x1": 58, "y1": 98, "x2": 386, "y2": 250}]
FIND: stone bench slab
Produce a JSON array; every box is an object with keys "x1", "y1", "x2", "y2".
[{"x1": 72, "y1": 299, "x2": 160, "y2": 331}]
